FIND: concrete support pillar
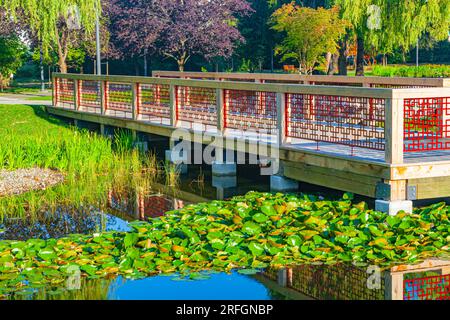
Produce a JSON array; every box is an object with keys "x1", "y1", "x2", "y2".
[
  {"x1": 375, "y1": 180, "x2": 412, "y2": 215},
  {"x1": 375, "y1": 200, "x2": 413, "y2": 216},
  {"x1": 270, "y1": 161, "x2": 299, "y2": 192}
]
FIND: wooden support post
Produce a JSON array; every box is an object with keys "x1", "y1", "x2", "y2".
[
  {"x1": 100, "y1": 80, "x2": 107, "y2": 115},
  {"x1": 277, "y1": 92, "x2": 287, "y2": 146},
  {"x1": 384, "y1": 271, "x2": 404, "y2": 300},
  {"x1": 73, "y1": 79, "x2": 79, "y2": 110},
  {"x1": 132, "y1": 82, "x2": 139, "y2": 120},
  {"x1": 53, "y1": 76, "x2": 58, "y2": 107},
  {"x1": 385, "y1": 97, "x2": 404, "y2": 164},
  {"x1": 170, "y1": 84, "x2": 178, "y2": 127},
  {"x1": 255, "y1": 79, "x2": 264, "y2": 116},
  {"x1": 216, "y1": 88, "x2": 225, "y2": 135}
]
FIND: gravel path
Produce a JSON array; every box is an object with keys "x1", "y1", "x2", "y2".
[{"x1": 0, "y1": 168, "x2": 65, "y2": 197}]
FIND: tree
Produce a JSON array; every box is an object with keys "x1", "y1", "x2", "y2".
[
  {"x1": 108, "y1": 0, "x2": 167, "y2": 75},
  {"x1": 334, "y1": 0, "x2": 450, "y2": 75},
  {"x1": 110, "y1": 0, "x2": 252, "y2": 72},
  {"x1": 271, "y1": 3, "x2": 347, "y2": 74},
  {"x1": 160, "y1": 0, "x2": 252, "y2": 72},
  {"x1": 0, "y1": 0, "x2": 101, "y2": 72},
  {"x1": 0, "y1": 36, "x2": 27, "y2": 91}
]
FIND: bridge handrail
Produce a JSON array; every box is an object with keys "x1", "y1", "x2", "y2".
[
  {"x1": 152, "y1": 71, "x2": 450, "y2": 88},
  {"x1": 52, "y1": 73, "x2": 450, "y2": 166}
]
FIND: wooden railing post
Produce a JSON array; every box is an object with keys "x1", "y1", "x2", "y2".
[
  {"x1": 53, "y1": 76, "x2": 58, "y2": 107},
  {"x1": 73, "y1": 79, "x2": 80, "y2": 110},
  {"x1": 100, "y1": 80, "x2": 106, "y2": 115},
  {"x1": 384, "y1": 271, "x2": 403, "y2": 300},
  {"x1": 132, "y1": 82, "x2": 139, "y2": 120},
  {"x1": 277, "y1": 92, "x2": 287, "y2": 146},
  {"x1": 170, "y1": 84, "x2": 178, "y2": 127},
  {"x1": 216, "y1": 88, "x2": 225, "y2": 135},
  {"x1": 385, "y1": 97, "x2": 404, "y2": 164}
]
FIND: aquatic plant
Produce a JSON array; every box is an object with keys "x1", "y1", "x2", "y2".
[
  {"x1": 0, "y1": 191, "x2": 448, "y2": 297},
  {"x1": 0, "y1": 105, "x2": 171, "y2": 219}
]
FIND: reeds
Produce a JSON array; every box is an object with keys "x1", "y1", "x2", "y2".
[{"x1": 0, "y1": 123, "x2": 169, "y2": 220}]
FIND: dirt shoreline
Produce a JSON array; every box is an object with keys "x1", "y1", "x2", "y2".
[{"x1": 0, "y1": 168, "x2": 65, "y2": 197}]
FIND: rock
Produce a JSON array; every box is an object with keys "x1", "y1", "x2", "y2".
[{"x1": 0, "y1": 168, "x2": 65, "y2": 197}]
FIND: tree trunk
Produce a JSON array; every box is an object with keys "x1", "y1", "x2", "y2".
[
  {"x1": 328, "y1": 53, "x2": 339, "y2": 75},
  {"x1": 59, "y1": 59, "x2": 68, "y2": 73},
  {"x1": 338, "y1": 36, "x2": 348, "y2": 75},
  {"x1": 356, "y1": 33, "x2": 365, "y2": 76},
  {"x1": 325, "y1": 52, "x2": 332, "y2": 74},
  {"x1": 178, "y1": 61, "x2": 185, "y2": 72}
]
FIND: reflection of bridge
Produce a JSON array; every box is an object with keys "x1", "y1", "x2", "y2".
[
  {"x1": 49, "y1": 71, "x2": 450, "y2": 214},
  {"x1": 264, "y1": 259, "x2": 450, "y2": 300}
]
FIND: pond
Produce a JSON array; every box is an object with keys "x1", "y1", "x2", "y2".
[{"x1": 0, "y1": 161, "x2": 304, "y2": 300}]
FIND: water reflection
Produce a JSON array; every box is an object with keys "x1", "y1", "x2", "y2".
[
  {"x1": 0, "y1": 190, "x2": 184, "y2": 241},
  {"x1": 10, "y1": 272, "x2": 290, "y2": 300}
]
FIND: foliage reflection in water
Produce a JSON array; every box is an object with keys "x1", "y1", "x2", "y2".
[{"x1": 9, "y1": 271, "x2": 291, "y2": 300}]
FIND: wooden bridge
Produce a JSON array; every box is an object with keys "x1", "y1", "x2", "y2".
[{"x1": 49, "y1": 71, "x2": 450, "y2": 213}]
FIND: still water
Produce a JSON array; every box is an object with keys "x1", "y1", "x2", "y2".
[{"x1": 0, "y1": 162, "x2": 303, "y2": 300}]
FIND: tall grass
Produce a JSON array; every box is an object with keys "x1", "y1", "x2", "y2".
[{"x1": 0, "y1": 105, "x2": 174, "y2": 220}]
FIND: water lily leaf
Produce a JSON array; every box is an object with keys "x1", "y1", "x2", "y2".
[
  {"x1": 248, "y1": 242, "x2": 265, "y2": 256},
  {"x1": 260, "y1": 204, "x2": 277, "y2": 216},
  {"x1": 372, "y1": 237, "x2": 389, "y2": 248},
  {"x1": 299, "y1": 230, "x2": 319, "y2": 240},
  {"x1": 38, "y1": 249, "x2": 56, "y2": 261},
  {"x1": 386, "y1": 216, "x2": 401, "y2": 227},
  {"x1": 237, "y1": 268, "x2": 259, "y2": 275},
  {"x1": 253, "y1": 213, "x2": 268, "y2": 223},
  {"x1": 124, "y1": 233, "x2": 139, "y2": 248},
  {"x1": 286, "y1": 235, "x2": 302, "y2": 247},
  {"x1": 241, "y1": 222, "x2": 261, "y2": 236}
]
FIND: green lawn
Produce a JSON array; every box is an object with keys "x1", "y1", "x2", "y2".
[
  {"x1": 25, "y1": 96, "x2": 52, "y2": 101},
  {"x1": 0, "y1": 104, "x2": 67, "y2": 136}
]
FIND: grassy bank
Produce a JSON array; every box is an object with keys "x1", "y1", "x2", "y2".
[
  {"x1": 0, "y1": 191, "x2": 448, "y2": 297},
  {"x1": 372, "y1": 64, "x2": 450, "y2": 78},
  {"x1": 0, "y1": 104, "x2": 160, "y2": 219}
]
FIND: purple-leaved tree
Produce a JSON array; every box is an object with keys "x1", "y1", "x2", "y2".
[{"x1": 110, "y1": 0, "x2": 252, "y2": 71}]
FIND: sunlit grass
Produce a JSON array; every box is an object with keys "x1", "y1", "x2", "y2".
[{"x1": 0, "y1": 104, "x2": 174, "y2": 220}]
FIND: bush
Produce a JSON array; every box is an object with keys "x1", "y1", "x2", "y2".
[{"x1": 372, "y1": 64, "x2": 450, "y2": 78}]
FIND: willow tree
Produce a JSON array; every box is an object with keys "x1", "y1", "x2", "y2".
[
  {"x1": 0, "y1": 0, "x2": 100, "y2": 73},
  {"x1": 335, "y1": 0, "x2": 450, "y2": 75}
]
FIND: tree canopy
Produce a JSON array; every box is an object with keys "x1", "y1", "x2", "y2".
[
  {"x1": 0, "y1": 0, "x2": 100, "y2": 54},
  {"x1": 271, "y1": 3, "x2": 347, "y2": 74},
  {"x1": 110, "y1": 0, "x2": 252, "y2": 71}
]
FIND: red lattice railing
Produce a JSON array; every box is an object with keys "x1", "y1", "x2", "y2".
[
  {"x1": 139, "y1": 84, "x2": 170, "y2": 124},
  {"x1": 404, "y1": 97, "x2": 450, "y2": 152},
  {"x1": 404, "y1": 274, "x2": 450, "y2": 300},
  {"x1": 176, "y1": 86, "x2": 217, "y2": 128},
  {"x1": 286, "y1": 94, "x2": 386, "y2": 150},
  {"x1": 106, "y1": 82, "x2": 133, "y2": 117},
  {"x1": 55, "y1": 78, "x2": 75, "y2": 109},
  {"x1": 224, "y1": 90, "x2": 278, "y2": 133},
  {"x1": 79, "y1": 80, "x2": 101, "y2": 113}
]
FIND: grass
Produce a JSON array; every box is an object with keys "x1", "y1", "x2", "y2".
[
  {"x1": 372, "y1": 64, "x2": 450, "y2": 78},
  {"x1": 25, "y1": 96, "x2": 52, "y2": 101},
  {"x1": 0, "y1": 104, "x2": 172, "y2": 220}
]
